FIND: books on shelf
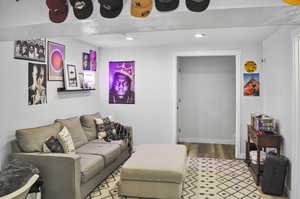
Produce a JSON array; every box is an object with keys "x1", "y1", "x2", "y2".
[{"x1": 251, "y1": 113, "x2": 275, "y2": 132}]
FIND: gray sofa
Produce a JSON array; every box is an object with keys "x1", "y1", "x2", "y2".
[{"x1": 11, "y1": 113, "x2": 133, "y2": 199}]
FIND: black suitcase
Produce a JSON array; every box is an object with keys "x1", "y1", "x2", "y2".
[{"x1": 261, "y1": 152, "x2": 288, "y2": 196}]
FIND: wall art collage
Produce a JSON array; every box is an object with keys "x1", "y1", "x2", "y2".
[
  {"x1": 243, "y1": 61, "x2": 260, "y2": 97},
  {"x1": 14, "y1": 38, "x2": 98, "y2": 105}
]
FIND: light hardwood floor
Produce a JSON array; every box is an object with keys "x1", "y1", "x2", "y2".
[{"x1": 178, "y1": 142, "x2": 236, "y2": 159}]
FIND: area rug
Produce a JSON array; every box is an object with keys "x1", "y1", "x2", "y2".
[{"x1": 86, "y1": 158, "x2": 260, "y2": 199}]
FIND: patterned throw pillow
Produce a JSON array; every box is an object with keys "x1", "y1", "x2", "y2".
[
  {"x1": 42, "y1": 136, "x2": 64, "y2": 153},
  {"x1": 95, "y1": 117, "x2": 116, "y2": 142},
  {"x1": 57, "y1": 127, "x2": 76, "y2": 154}
]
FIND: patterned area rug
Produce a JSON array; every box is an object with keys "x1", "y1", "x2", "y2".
[{"x1": 86, "y1": 158, "x2": 260, "y2": 199}]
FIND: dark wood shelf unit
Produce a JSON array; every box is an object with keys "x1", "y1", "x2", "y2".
[
  {"x1": 245, "y1": 125, "x2": 282, "y2": 185},
  {"x1": 57, "y1": 88, "x2": 96, "y2": 92}
]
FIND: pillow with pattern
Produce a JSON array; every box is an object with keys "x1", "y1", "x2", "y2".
[
  {"x1": 42, "y1": 136, "x2": 64, "y2": 153},
  {"x1": 57, "y1": 127, "x2": 76, "y2": 154},
  {"x1": 95, "y1": 117, "x2": 116, "y2": 142}
]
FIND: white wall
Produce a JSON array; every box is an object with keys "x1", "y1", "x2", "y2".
[
  {"x1": 99, "y1": 44, "x2": 263, "y2": 157},
  {"x1": 0, "y1": 38, "x2": 100, "y2": 168},
  {"x1": 178, "y1": 56, "x2": 236, "y2": 144},
  {"x1": 262, "y1": 25, "x2": 298, "y2": 198}
]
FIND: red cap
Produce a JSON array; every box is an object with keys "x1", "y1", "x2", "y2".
[
  {"x1": 46, "y1": 0, "x2": 67, "y2": 10},
  {"x1": 49, "y1": 5, "x2": 68, "y2": 23}
]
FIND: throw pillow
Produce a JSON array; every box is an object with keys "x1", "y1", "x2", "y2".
[
  {"x1": 95, "y1": 117, "x2": 116, "y2": 142},
  {"x1": 43, "y1": 136, "x2": 64, "y2": 153},
  {"x1": 57, "y1": 127, "x2": 76, "y2": 154}
]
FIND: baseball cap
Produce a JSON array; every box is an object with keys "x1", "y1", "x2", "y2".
[
  {"x1": 186, "y1": 0, "x2": 210, "y2": 12},
  {"x1": 282, "y1": 0, "x2": 300, "y2": 5},
  {"x1": 131, "y1": 0, "x2": 152, "y2": 18},
  {"x1": 99, "y1": 0, "x2": 123, "y2": 18},
  {"x1": 70, "y1": 0, "x2": 94, "y2": 20},
  {"x1": 155, "y1": 0, "x2": 179, "y2": 12},
  {"x1": 46, "y1": 0, "x2": 69, "y2": 23}
]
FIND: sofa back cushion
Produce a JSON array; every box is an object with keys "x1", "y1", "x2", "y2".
[
  {"x1": 80, "y1": 112, "x2": 101, "y2": 141},
  {"x1": 16, "y1": 123, "x2": 62, "y2": 152},
  {"x1": 55, "y1": 117, "x2": 88, "y2": 148}
]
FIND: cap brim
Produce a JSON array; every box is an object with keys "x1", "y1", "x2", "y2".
[
  {"x1": 100, "y1": 4, "x2": 123, "y2": 18},
  {"x1": 186, "y1": 0, "x2": 210, "y2": 12},
  {"x1": 155, "y1": 0, "x2": 179, "y2": 11},
  {"x1": 131, "y1": 5, "x2": 152, "y2": 18},
  {"x1": 73, "y1": 1, "x2": 94, "y2": 19},
  {"x1": 282, "y1": 0, "x2": 300, "y2": 5},
  {"x1": 49, "y1": 6, "x2": 68, "y2": 23}
]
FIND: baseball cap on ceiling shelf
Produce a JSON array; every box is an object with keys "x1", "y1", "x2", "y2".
[
  {"x1": 282, "y1": 0, "x2": 300, "y2": 5},
  {"x1": 46, "y1": 0, "x2": 69, "y2": 23},
  {"x1": 186, "y1": 0, "x2": 210, "y2": 12},
  {"x1": 155, "y1": 0, "x2": 179, "y2": 12},
  {"x1": 131, "y1": 0, "x2": 152, "y2": 18},
  {"x1": 99, "y1": 0, "x2": 123, "y2": 18},
  {"x1": 70, "y1": 0, "x2": 94, "y2": 20}
]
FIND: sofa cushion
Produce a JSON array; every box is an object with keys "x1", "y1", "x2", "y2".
[
  {"x1": 79, "y1": 154, "x2": 105, "y2": 184},
  {"x1": 57, "y1": 127, "x2": 76, "y2": 154},
  {"x1": 43, "y1": 136, "x2": 64, "y2": 153},
  {"x1": 80, "y1": 113, "x2": 102, "y2": 141},
  {"x1": 16, "y1": 123, "x2": 62, "y2": 152},
  {"x1": 55, "y1": 117, "x2": 88, "y2": 148},
  {"x1": 91, "y1": 139, "x2": 128, "y2": 152},
  {"x1": 76, "y1": 143, "x2": 121, "y2": 165}
]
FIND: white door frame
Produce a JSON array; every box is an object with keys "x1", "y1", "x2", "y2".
[
  {"x1": 172, "y1": 50, "x2": 242, "y2": 159},
  {"x1": 291, "y1": 28, "x2": 300, "y2": 199}
]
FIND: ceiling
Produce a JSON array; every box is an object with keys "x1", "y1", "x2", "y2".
[
  {"x1": 0, "y1": 0, "x2": 298, "y2": 42},
  {"x1": 77, "y1": 26, "x2": 278, "y2": 48}
]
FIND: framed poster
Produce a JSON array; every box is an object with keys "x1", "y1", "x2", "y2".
[
  {"x1": 64, "y1": 64, "x2": 80, "y2": 90},
  {"x1": 243, "y1": 73, "x2": 260, "y2": 96},
  {"x1": 28, "y1": 63, "x2": 47, "y2": 105},
  {"x1": 48, "y1": 41, "x2": 65, "y2": 81},
  {"x1": 83, "y1": 52, "x2": 90, "y2": 70},
  {"x1": 14, "y1": 39, "x2": 46, "y2": 62},
  {"x1": 89, "y1": 50, "x2": 97, "y2": 71},
  {"x1": 109, "y1": 61, "x2": 135, "y2": 104},
  {"x1": 83, "y1": 71, "x2": 96, "y2": 89}
]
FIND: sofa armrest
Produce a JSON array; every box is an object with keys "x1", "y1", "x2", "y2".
[
  {"x1": 124, "y1": 126, "x2": 133, "y2": 151},
  {"x1": 11, "y1": 152, "x2": 81, "y2": 199}
]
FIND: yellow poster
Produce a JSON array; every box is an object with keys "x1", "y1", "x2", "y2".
[{"x1": 282, "y1": 0, "x2": 300, "y2": 5}]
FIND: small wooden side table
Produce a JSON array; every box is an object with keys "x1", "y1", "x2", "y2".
[{"x1": 245, "y1": 125, "x2": 282, "y2": 185}]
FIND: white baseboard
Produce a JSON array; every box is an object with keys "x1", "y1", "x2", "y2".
[{"x1": 178, "y1": 138, "x2": 235, "y2": 145}]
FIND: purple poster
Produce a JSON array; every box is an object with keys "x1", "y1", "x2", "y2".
[
  {"x1": 109, "y1": 61, "x2": 135, "y2": 104},
  {"x1": 90, "y1": 50, "x2": 97, "y2": 71}
]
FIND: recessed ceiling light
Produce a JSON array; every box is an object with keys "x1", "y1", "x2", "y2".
[
  {"x1": 194, "y1": 33, "x2": 205, "y2": 38},
  {"x1": 126, "y1": 37, "x2": 134, "y2": 41}
]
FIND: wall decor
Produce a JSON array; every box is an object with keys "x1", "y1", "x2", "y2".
[
  {"x1": 28, "y1": 62, "x2": 47, "y2": 105},
  {"x1": 83, "y1": 52, "x2": 90, "y2": 70},
  {"x1": 14, "y1": 39, "x2": 46, "y2": 62},
  {"x1": 89, "y1": 50, "x2": 97, "y2": 71},
  {"x1": 83, "y1": 71, "x2": 96, "y2": 89},
  {"x1": 244, "y1": 61, "x2": 257, "y2": 73},
  {"x1": 48, "y1": 41, "x2": 65, "y2": 81},
  {"x1": 64, "y1": 64, "x2": 80, "y2": 90},
  {"x1": 243, "y1": 73, "x2": 260, "y2": 96},
  {"x1": 109, "y1": 61, "x2": 135, "y2": 104}
]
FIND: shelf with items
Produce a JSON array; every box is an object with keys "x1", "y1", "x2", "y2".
[{"x1": 57, "y1": 88, "x2": 96, "y2": 92}]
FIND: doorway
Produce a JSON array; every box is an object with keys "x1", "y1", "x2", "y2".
[{"x1": 174, "y1": 51, "x2": 241, "y2": 159}]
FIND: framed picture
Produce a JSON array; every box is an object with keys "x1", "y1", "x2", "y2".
[
  {"x1": 109, "y1": 61, "x2": 135, "y2": 104},
  {"x1": 48, "y1": 41, "x2": 65, "y2": 81},
  {"x1": 82, "y1": 52, "x2": 90, "y2": 70},
  {"x1": 89, "y1": 50, "x2": 97, "y2": 71},
  {"x1": 243, "y1": 73, "x2": 260, "y2": 96},
  {"x1": 64, "y1": 64, "x2": 80, "y2": 90},
  {"x1": 14, "y1": 39, "x2": 46, "y2": 62},
  {"x1": 83, "y1": 71, "x2": 96, "y2": 89},
  {"x1": 28, "y1": 62, "x2": 47, "y2": 105}
]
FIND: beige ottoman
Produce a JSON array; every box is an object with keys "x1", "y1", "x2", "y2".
[{"x1": 120, "y1": 144, "x2": 187, "y2": 199}]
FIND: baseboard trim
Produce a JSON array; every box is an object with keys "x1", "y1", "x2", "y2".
[{"x1": 178, "y1": 138, "x2": 235, "y2": 145}]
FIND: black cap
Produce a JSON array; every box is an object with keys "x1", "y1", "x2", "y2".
[
  {"x1": 70, "y1": 0, "x2": 94, "y2": 20},
  {"x1": 186, "y1": 0, "x2": 210, "y2": 12},
  {"x1": 99, "y1": 0, "x2": 123, "y2": 18},
  {"x1": 155, "y1": 0, "x2": 179, "y2": 12}
]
